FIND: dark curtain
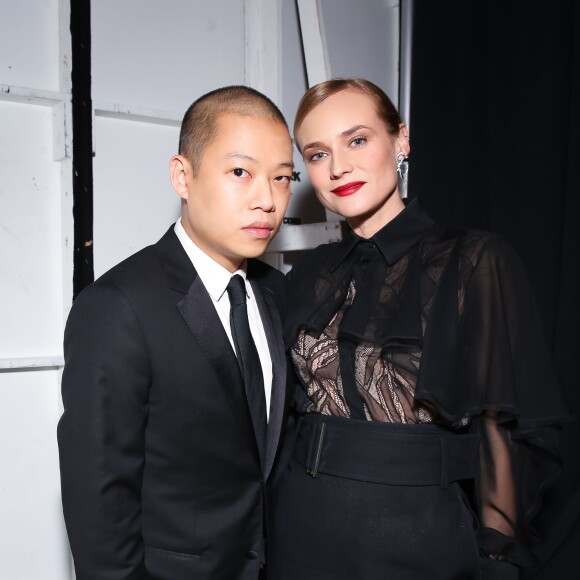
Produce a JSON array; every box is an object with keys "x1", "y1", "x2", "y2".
[{"x1": 409, "y1": 0, "x2": 580, "y2": 576}]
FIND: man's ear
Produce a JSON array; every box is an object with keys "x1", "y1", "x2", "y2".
[
  {"x1": 170, "y1": 155, "x2": 191, "y2": 200},
  {"x1": 397, "y1": 123, "x2": 411, "y2": 156}
]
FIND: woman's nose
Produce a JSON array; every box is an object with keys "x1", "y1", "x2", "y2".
[{"x1": 329, "y1": 151, "x2": 352, "y2": 179}]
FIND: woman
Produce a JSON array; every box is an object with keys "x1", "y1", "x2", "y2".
[{"x1": 269, "y1": 78, "x2": 568, "y2": 580}]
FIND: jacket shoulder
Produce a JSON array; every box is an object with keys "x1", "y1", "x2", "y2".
[
  {"x1": 97, "y1": 244, "x2": 160, "y2": 286},
  {"x1": 73, "y1": 241, "x2": 171, "y2": 317}
]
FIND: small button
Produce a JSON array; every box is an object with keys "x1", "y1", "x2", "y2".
[{"x1": 246, "y1": 550, "x2": 259, "y2": 560}]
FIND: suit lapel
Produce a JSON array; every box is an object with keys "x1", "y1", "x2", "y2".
[
  {"x1": 154, "y1": 227, "x2": 257, "y2": 450},
  {"x1": 250, "y1": 278, "x2": 286, "y2": 480},
  {"x1": 177, "y1": 275, "x2": 257, "y2": 443},
  {"x1": 155, "y1": 227, "x2": 284, "y2": 474}
]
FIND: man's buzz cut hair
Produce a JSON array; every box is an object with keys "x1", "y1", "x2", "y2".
[{"x1": 178, "y1": 85, "x2": 288, "y2": 174}]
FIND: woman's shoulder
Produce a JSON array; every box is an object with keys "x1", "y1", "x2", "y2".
[
  {"x1": 427, "y1": 223, "x2": 519, "y2": 267},
  {"x1": 460, "y1": 228, "x2": 522, "y2": 271}
]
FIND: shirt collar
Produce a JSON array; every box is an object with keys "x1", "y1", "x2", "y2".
[
  {"x1": 174, "y1": 218, "x2": 247, "y2": 301},
  {"x1": 331, "y1": 197, "x2": 434, "y2": 271}
]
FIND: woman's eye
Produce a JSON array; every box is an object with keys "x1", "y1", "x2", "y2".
[
  {"x1": 308, "y1": 151, "x2": 326, "y2": 162},
  {"x1": 274, "y1": 175, "x2": 291, "y2": 183},
  {"x1": 232, "y1": 167, "x2": 249, "y2": 177},
  {"x1": 351, "y1": 136, "x2": 367, "y2": 147}
]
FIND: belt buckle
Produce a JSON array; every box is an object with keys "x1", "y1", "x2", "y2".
[{"x1": 307, "y1": 423, "x2": 326, "y2": 477}]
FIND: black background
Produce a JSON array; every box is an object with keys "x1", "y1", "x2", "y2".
[{"x1": 410, "y1": 1, "x2": 580, "y2": 576}]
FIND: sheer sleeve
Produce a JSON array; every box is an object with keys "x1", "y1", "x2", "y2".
[{"x1": 461, "y1": 235, "x2": 569, "y2": 565}]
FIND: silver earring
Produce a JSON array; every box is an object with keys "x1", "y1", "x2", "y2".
[{"x1": 396, "y1": 152, "x2": 407, "y2": 179}]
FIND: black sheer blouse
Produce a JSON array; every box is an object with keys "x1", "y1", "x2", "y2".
[{"x1": 285, "y1": 198, "x2": 568, "y2": 565}]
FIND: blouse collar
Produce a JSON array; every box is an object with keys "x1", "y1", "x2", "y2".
[{"x1": 331, "y1": 197, "x2": 435, "y2": 272}]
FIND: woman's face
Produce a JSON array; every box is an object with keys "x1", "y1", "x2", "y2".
[{"x1": 296, "y1": 89, "x2": 410, "y2": 237}]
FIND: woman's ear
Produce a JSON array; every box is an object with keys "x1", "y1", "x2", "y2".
[
  {"x1": 397, "y1": 123, "x2": 411, "y2": 156},
  {"x1": 169, "y1": 155, "x2": 191, "y2": 200}
]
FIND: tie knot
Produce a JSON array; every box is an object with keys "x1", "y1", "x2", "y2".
[{"x1": 227, "y1": 274, "x2": 247, "y2": 306}]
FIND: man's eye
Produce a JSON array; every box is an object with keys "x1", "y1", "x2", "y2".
[
  {"x1": 232, "y1": 168, "x2": 249, "y2": 177},
  {"x1": 274, "y1": 175, "x2": 291, "y2": 183}
]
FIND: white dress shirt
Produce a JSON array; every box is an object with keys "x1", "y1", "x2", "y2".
[{"x1": 174, "y1": 218, "x2": 272, "y2": 419}]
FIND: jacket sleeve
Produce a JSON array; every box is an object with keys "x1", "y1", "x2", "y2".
[{"x1": 57, "y1": 282, "x2": 150, "y2": 580}]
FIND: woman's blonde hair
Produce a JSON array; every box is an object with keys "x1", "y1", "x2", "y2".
[{"x1": 294, "y1": 78, "x2": 403, "y2": 152}]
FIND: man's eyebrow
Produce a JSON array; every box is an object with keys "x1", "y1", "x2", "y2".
[
  {"x1": 302, "y1": 125, "x2": 372, "y2": 152},
  {"x1": 226, "y1": 152, "x2": 257, "y2": 162},
  {"x1": 227, "y1": 153, "x2": 294, "y2": 170}
]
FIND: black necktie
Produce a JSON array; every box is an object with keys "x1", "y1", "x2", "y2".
[{"x1": 227, "y1": 275, "x2": 267, "y2": 461}]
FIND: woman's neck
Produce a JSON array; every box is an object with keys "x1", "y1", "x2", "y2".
[{"x1": 348, "y1": 192, "x2": 406, "y2": 239}]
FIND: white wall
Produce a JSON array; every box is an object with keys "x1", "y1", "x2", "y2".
[
  {"x1": 92, "y1": 1, "x2": 247, "y2": 113},
  {"x1": 320, "y1": 0, "x2": 400, "y2": 105},
  {"x1": 91, "y1": 0, "x2": 248, "y2": 276},
  {"x1": 0, "y1": 0, "x2": 73, "y2": 578},
  {"x1": 92, "y1": 116, "x2": 181, "y2": 277},
  {"x1": 0, "y1": 0, "x2": 62, "y2": 92}
]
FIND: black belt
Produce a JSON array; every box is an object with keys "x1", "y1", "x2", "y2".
[{"x1": 293, "y1": 414, "x2": 480, "y2": 489}]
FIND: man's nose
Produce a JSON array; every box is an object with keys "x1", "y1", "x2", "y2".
[{"x1": 251, "y1": 180, "x2": 276, "y2": 212}]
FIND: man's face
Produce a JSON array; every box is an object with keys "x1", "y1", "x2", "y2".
[{"x1": 173, "y1": 113, "x2": 293, "y2": 272}]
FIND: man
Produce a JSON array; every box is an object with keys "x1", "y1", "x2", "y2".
[{"x1": 58, "y1": 86, "x2": 294, "y2": 580}]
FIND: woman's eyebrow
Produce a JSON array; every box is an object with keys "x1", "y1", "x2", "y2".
[
  {"x1": 302, "y1": 125, "x2": 372, "y2": 152},
  {"x1": 340, "y1": 124, "x2": 371, "y2": 138}
]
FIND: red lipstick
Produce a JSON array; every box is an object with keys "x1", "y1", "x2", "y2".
[{"x1": 330, "y1": 181, "x2": 365, "y2": 197}]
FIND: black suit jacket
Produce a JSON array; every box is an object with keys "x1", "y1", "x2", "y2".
[{"x1": 57, "y1": 226, "x2": 291, "y2": 580}]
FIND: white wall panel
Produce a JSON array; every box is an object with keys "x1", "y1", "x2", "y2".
[
  {"x1": 0, "y1": 0, "x2": 72, "y2": 576},
  {"x1": 280, "y1": 0, "x2": 326, "y2": 224},
  {"x1": 91, "y1": 0, "x2": 246, "y2": 114},
  {"x1": 281, "y1": 0, "x2": 308, "y2": 132},
  {"x1": 0, "y1": 370, "x2": 70, "y2": 579},
  {"x1": 0, "y1": 0, "x2": 61, "y2": 91},
  {"x1": 93, "y1": 116, "x2": 181, "y2": 278},
  {"x1": 0, "y1": 101, "x2": 64, "y2": 358},
  {"x1": 320, "y1": 0, "x2": 400, "y2": 106}
]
